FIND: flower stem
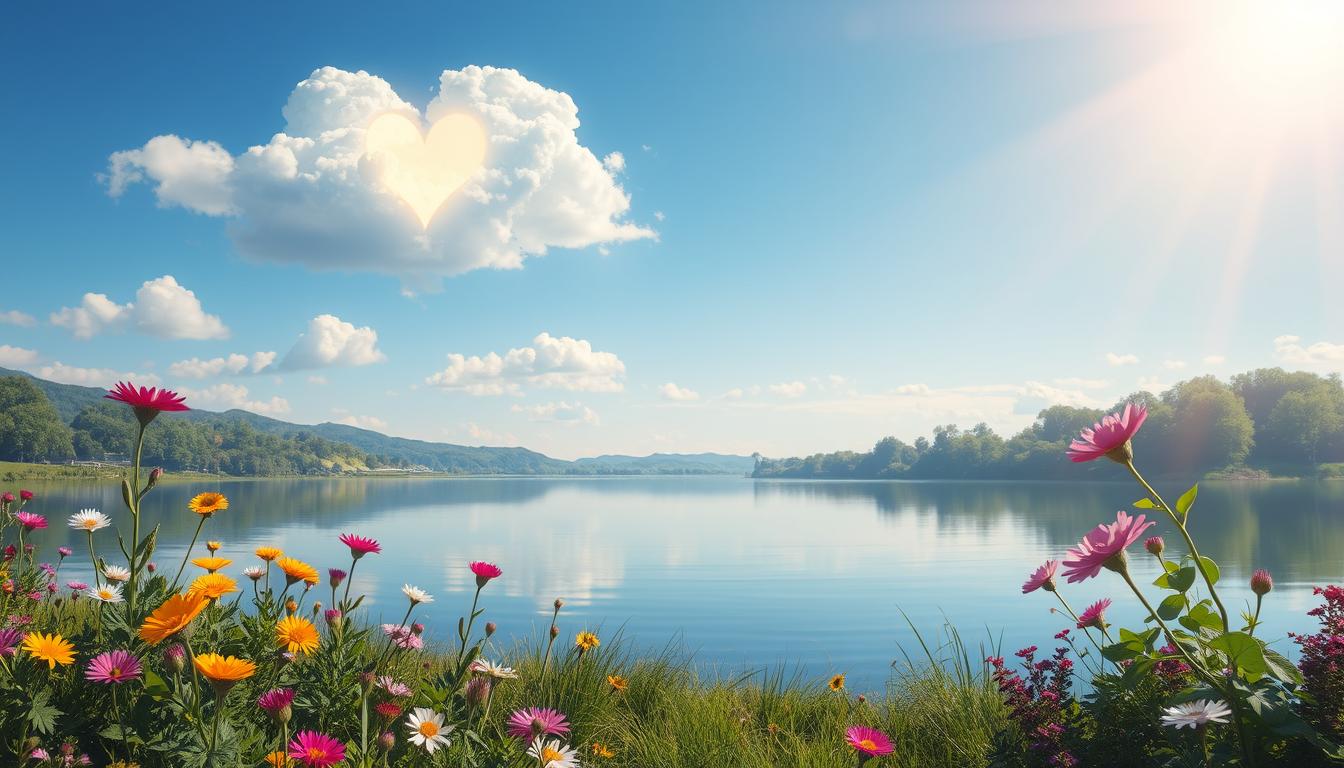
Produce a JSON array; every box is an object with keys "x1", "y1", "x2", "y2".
[
  {"x1": 86, "y1": 530, "x2": 101, "y2": 589},
  {"x1": 171, "y1": 517, "x2": 207, "y2": 589},
  {"x1": 458, "y1": 585, "x2": 483, "y2": 661},
  {"x1": 127, "y1": 423, "x2": 145, "y2": 618}
]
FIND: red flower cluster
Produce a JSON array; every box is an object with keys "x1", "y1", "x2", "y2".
[
  {"x1": 1291, "y1": 585, "x2": 1344, "y2": 740},
  {"x1": 988, "y1": 644, "x2": 1077, "y2": 767}
]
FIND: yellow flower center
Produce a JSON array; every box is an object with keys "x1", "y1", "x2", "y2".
[
  {"x1": 859, "y1": 739, "x2": 877, "y2": 751},
  {"x1": 418, "y1": 721, "x2": 439, "y2": 737},
  {"x1": 82, "y1": 520, "x2": 97, "y2": 529},
  {"x1": 110, "y1": 666, "x2": 121, "y2": 677},
  {"x1": 542, "y1": 747, "x2": 565, "y2": 762},
  {"x1": 307, "y1": 747, "x2": 324, "y2": 759}
]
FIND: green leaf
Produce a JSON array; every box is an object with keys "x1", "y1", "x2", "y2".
[
  {"x1": 1101, "y1": 642, "x2": 1142, "y2": 663},
  {"x1": 1263, "y1": 647, "x2": 1305, "y2": 686},
  {"x1": 1196, "y1": 556, "x2": 1220, "y2": 587},
  {"x1": 142, "y1": 670, "x2": 171, "y2": 699},
  {"x1": 1167, "y1": 566, "x2": 1198, "y2": 593},
  {"x1": 28, "y1": 691, "x2": 60, "y2": 734},
  {"x1": 1157, "y1": 594, "x2": 1186, "y2": 621},
  {"x1": 1209, "y1": 631, "x2": 1268, "y2": 678},
  {"x1": 1186, "y1": 601, "x2": 1223, "y2": 631},
  {"x1": 1176, "y1": 483, "x2": 1198, "y2": 517},
  {"x1": 1133, "y1": 498, "x2": 1158, "y2": 509}
]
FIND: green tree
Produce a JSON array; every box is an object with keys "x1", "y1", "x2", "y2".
[
  {"x1": 1267, "y1": 389, "x2": 1344, "y2": 466},
  {"x1": 0, "y1": 376, "x2": 75, "y2": 462},
  {"x1": 1156, "y1": 376, "x2": 1254, "y2": 472}
]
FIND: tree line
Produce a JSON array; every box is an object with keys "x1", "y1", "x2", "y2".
[{"x1": 752, "y1": 368, "x2": 1344, "y2": 480}]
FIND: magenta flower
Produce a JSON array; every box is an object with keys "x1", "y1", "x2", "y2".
[
  {"x1": 328, "y1": 568, "x2": 347, "y2": 587},
  {"x1": 470, "y1": 560, "x2": 502, "y2": 588},
  {"x1": 339, "y1": 533, "x2": 381, "y2": 559},
  {"x1": 845, "y1": 725, "x2": 894, "y2": 757},
  {"x1": 85, "y1": 650, "x2": 142, "y2": 684},
  {"x1": 0, "y1": 628, "x2": 22, "y2": 657},
  {"x1": 19, "y1": 489, "x2": 34, "y2": 501},
  {"x1": 1251, "y1": 569, "x2": 1273, "y2": 596},
  {"x1": 66, "y1": 581, "x2": 88, "y2": 592},
  {"x1": 1076, "y1": 598, "x2": 1112, "y2": 630},
  {"x1": 1022, "y1": 560, "x2": 1059, "y2": 594},
  {"x1": 0, "y1": 492, "x2": 12, "y2": 504},
  {"x1": 106, "y1": 381, "x2": 189, "y2": 426},
  {"x1": 30, "y1": 748, "x2": 49, "y2": 760},
  {"x1": 14, "y1": 512, "x2": 46, "y2": 531},
  {"x1": 258, "y1": 687, "x2": 296, "y2": 718},
  {"x1": 376, "y1": 675, "x2": 412, "y2": 697},
  {"x1": 1144, "y1": 536, "x2": 1165, "y2": 556},
  {"x1": 506, "y1": 707, "x2": 570, "y2": 743},
  {"x1": 381, "y1": 624, "x2": 424, "y2": 650},
  {"x1": 57, "y1": 546, "x2": 72, "y2": 558},
  {"x1": 287, "y1": 730, "x2": 345, "y2": 767},
  {"x1": 1061, "y1": 510, "x2": 1155, "y2": 583},
  {"x1": 1067, "y1": 402, "x2": 1147, "y2": 463}
]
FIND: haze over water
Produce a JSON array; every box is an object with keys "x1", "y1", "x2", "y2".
[{"x1": 21, "y1": 476, "x2": 1344, "y2": 690}]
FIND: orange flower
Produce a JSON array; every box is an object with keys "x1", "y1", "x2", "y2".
[
  {"x1": 277, "y1": 557, "x2": 319, "y2": 586},
  {"x1": 138, "y1": 592, "x2": 209, "y2": 645},
  {"x1": 607, "y1": 674, "x2": 628, "y2": 693},
  {"x1": 22, "y1": 632, "x2": 76, "y2": 669},
  {"x1": 276, "y1": 615, "x2": 321, "y2": 655},
  {"x1": 255, "y1": 546, "x2": 284, "y2": 562},
  {"x1": 194, "y1": 652, "x2": 255, "y2": 695},
  {"x1": 188, "y1": 492, "x2": 229, "y2": 517},
  {"x1": 191, "y1": 556, "x2": 232, "y2": 573},
  {"x1": 264, "y1": 752, "x2": 291, "y2": 767},
  {"x1": 188, "y1": 573, "x2": 240, "y2": 600}
]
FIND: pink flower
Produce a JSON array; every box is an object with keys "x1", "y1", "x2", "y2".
[
  {"x1": 85, "y1": 650, "x2": 142, "y2": 684},
  {"x1": 1144, "y1": 536, "x2": 1165, "y2": 556},
  {"x1": 1061, "y1": 510, "x2": 1155, "y2": 583},
  {"x1": 1077, "y1": 598, "x2": 1112, "y2": 629},
  {"x1": 258, "y1": 687, "x2": 296, "y2": 718},
  {"x1": 14, "y1": 512, "x2": 46, "y2": 531},
  {"x1": 339, "y1": 533, "x2": 381, "y2": 559},
  {"x1": 66, "y1": 581, "x2": 89, "y2": 592},
  {"x1": 288, "y1": 730, "x2": 345, "y2": 767},
  {"x1": 381, "y1": 624, "x2": 424, "y2": 650},
  {"x1": 1022, "y1": 560, "x2": 1059, "y2": 594},
  {"x1": 845, "y1": 725, "x2": 894, "y2": 757},
  {"x1": 57, "y1": 546, "x2": 72, "y2": 558},
  {"x1": 328, "y1": 568, "x2": 346, "y2": 587},
  {"x1": 376, "y1": 675, "x2": 412, "y2": 697},
  {"x1": 1067, "y1": 402, "x2": 1147, "y2": 463},
  {"x1": 105, "y1": 381, "x2": 189, "y2": 425},
  {"x1": 0, "y1": 628, "x2": 23, "y2": 657},
  {"x1": 506, "y1": 707, "x2": 570, "y2": 743},
  {"x1": 0, "y1": 492, "x2": 12, "y2": 504},
  {"x1": 30, "y1": 748, "x2": 49, "y2": 760},
  {"x1": 470, "y1": 561, "x2": 502, "y2": 588},
  {"x1": 20, "y1": 489, "x2": 34, "y2": 501},
  {"x1": 1251, "y1": 569, "x2": 1273, "y2": 596}
]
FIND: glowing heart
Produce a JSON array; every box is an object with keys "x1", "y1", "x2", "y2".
[{"x1": 364, "y1": 112, "x2": 487, "y2": 228}]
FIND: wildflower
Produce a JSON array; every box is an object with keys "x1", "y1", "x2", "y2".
[
  {"x1": 287, "y1": 731, "x2": 345, "y2": 767},
  {"x1": 258, "y1": 688, "x2": 296, "y2": 722},
  {"x1": 163, "y1": 643, "x2": 187, "y2": 673},
  {"x1": 1067, "y1": 402, "x2": 1147, "y2": 463},
  {"x1": 57, "y1": 546, "x2": 72, "y2": 558},
  {"x1": 325, "y1": 608, "x2": 343, "y2": 628},
  {"x1": 14, "y1": 511, "x2": 46, "y2": 531},
  {"x1": 406, "y1": 707, "x2": 454, "y2": 754},
  {"x1": 485, "y1": 621, "x2": 497, "y2": 637},
  {"x1": 845, "y1": 725, "x2": 895, "y2": 760},
  {"x1": 188, "y1": 492, "x2": 229, "y2": 518},
  {"x1": 381, "y1": 624, "x2": 424, "y2": 650},
  {"x1": 465, "y1": 677, "x2": 491, "y2": 707},
  {"x1": 30, "y1": 748, "x2": 50, "y2": 761},
  {"x1": 255, "y1": 546, "x2": 283, "y2": 561},
  {"x1": 592, "y1": 742, "x2": 616, "y2": 758},
  {"x1": 1076, "y1": 598, "x2": 1112, "y2": 630},
  {"x1": 66, "y1": 580, "x2": 89, "y2": 592},
  {"x1": 206, "y1": 540, "x2": 222, "y2": 553},
  {"x1": 89, "y1": 584, "x2": 125, "y2": 603},
  {"x1": 1022, "y1": 560, "x2": 1060, "y2": 593},
  {"x1": 1251, "y1": 569, "x2": 1273, "y2": 596},
  {"x1": 193, "y1": 653, "x2": 256, "y2": 695},
  {"x1": 138, "y1": 592, "x2": 209, "y2": 645},
  {"x1": 277, "y1": 557, "x2": 319, "y2": 586},
  {"x1": 106, "y1": 381, "x2": 189, "y2": 425},
  {"x1": 103, "y1": 564, "x2": 131, "y2": 583},
  {"x1": 1061, "y1": 510, "x2": 1154, "y2": 583},
  {"x1": 276, "y1": 615, "x2": 321, "y2": 655},
  {"x1": 411, "y1": 622, "x2": 424, "y2": 635},
  {"x1": 339, "y1": 533, "x2": 381, "y2": 559},
  {"x1": 192, "y1": 556, "x2": 232, "y2": 572},
  {"x1": 378, "y1": 732, "x2": 396, "y2": 752},
  {"x1": 1160, "y1": 699, "x2": 1232, "y2": 729},
  {"x1": 264, "y1": 752, "x2": 291, "y2": 767},
  {"x1": 402, "y1": 584, "x2": 432, "y2": 605},
  {"x1": 608, "y1": 673, "x2": 629, "y2": 692},
  {"x1": 85, "y1": 650, "x2": 142, "y2": 684},
  {"x1": 328, "y1": 568, "x2": 346, "y2": 587},
  {"x1": 0, "y1": 628, "x2": 23, "y2": 657},
  {"x1": 575, "y1": 631, "x2": 600, "y2": 653},
  {"x1": 19, "y1": 489, "x2": 33, "y2": 501},
  {"x1": 470, "y1": 560, "x2": 502, "y2": 587},
  {"x1": 22, "y1": 632, "x2": 76, "y2": 669},
  {"x1": 827, "y1": 673, "x2": 845, "y2": 691},
  {"x1": 377, "y1": 675, "x2": 413, "y2": 697},
  {"x1": 508, "y1": 707, "x2": 571, "y2": 743},
  {"x1": 369, "y1": 699, "x2": 401, "y2": 720},
  {"x1": 1144, "y1": 536, "x2": 1165, "y2": 556},
  {"x1": 0, "y1": 492, "x2": 10, "y2": 504},
  {"x1": 243, "y1": 566, "x2": 264, "y2": 581},
  {"x1": 188, "y1": 573, "x2": 239, "y2": 600},
  {"x1": 528, "y1": 738, "x2": 579, "y2": 768},
  {"x1": 286, "y1": 598, "x2": 298, "y2": 614},
  {"x1": 470, "y1": 659, "x2": 520, "y2": 680}
]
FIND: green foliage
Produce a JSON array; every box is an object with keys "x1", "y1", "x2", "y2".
[{"x1": 0, "y1": 376, "x2": 75, "y2": 463}]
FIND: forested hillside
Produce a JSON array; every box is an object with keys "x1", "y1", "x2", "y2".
[{"x1": 753, "y1": 368, "x2": 1344, "y2": 479}]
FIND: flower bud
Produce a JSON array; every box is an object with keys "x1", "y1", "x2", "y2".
[
  {"x1": 359, "y1": 671, "x2": 376, "y2": 689},
  {"x1": 411, "y1": 622, "x2": 424, "y2": 636},
  {"x1": 485, "y1": 621, "x2": 497, "y2": 637},
  {"x1": 19, "y1": 490, "x2": 33, "y2": 502},
  {"x1": 328, "y1": 568, "x2": 347, "y2": 588},
  {"x1": 554, "y1": 597, "x2": 565, "y2": 611},
  {"x1": 312, "y1": 601, "x2": 323, "y2": 616},
  {"x1": 550, "y1": 624, "x2": 559, "y2": 639},
  {"x1": 1144, "y1": 536, "x2": 1164, "y2": 557},
  {"x1": 206, "y1": 541, "x2": 221, "y2": 553},
  {"x1": 147, "y1": 467, "x2": 163, "y2": 489},
  {"x1": 146, "y1": 562, "x2": 157, "y2": 573},
  {"x1": 285, "y1": 598, "x2": 298, "y2": 614},
  {"x1": 1251, "y1": 569, "x2": 1273, "y2": 596},
  {"x1": 378, "y1": 732, "x2": 396, "y2": 752},
  {"x1": 325, "y1": 609, "x2": 343, "y2": 628},
  {"x1": 465, "y1": 676, "x2": 491, "y2": 708},
  {"x1": 164, "y1": 643, "x2": 187, "y2": 674},
  {"x1": 121, "y1": 479, "x2": 133, "y2": 510}
]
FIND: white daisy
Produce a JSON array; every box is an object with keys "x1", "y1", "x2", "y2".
[
  {"x1": 469, "y1": 658, "x2": 519, "y2": 680},
  {"x1": 527, "y1": 738, "x2": 580, "y2": 768},
  {"x1": 103, "y1": 565, "x2": 131, "y2": 583},
  {"x1": 242, "y1": 567, "x2": 264, "y2": 581},
  {"x1": 68, "y1": 509, "x2": 111, "y2": 532},
  {"x1": 405, "y1": 707, "x2": 453, "y2": 754},
  {"x1": 402, "y1": 584, "x2": 433, "y2": 605},
  {"x1": 88, "y1": 583, "x2": 124, "y2": 603},
  {"x1": 1160, "y1": 699, "x2": 1233, "y2": 730}
]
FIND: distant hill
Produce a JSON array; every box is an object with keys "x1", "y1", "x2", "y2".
[{"x1": 0, "y1": 368, "x2": 753, "y2": 475}]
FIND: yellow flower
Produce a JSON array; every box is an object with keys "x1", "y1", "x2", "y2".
[
  {"x1": 591, "y1": 742, "x2": 615, "y2": 758},
  {"x1": 205, "y1": 540, "x2": 223, "y2": 553},
  {"x1": 188, "y1": 573, "x2": 240, "y2": 600},
  {"x1": 263, "y1": 752, "x2": 291, "y2": 767},
  {"x1": 138, "y1": 592, "x2": 209, "y2": 645},
  {"x1": 193, "y1": 652, "x2": 256, "y2": 693},
  {"x1": 255, "y1": 546, "x2": 284, "y2": 562},
  {"x1": 828, "y1": 673, "x2": 846, "y2": 692},
  {"x1": 191, "y1": 556, "x2": 232, "y2": 573},
  {"x1": 277, "y1": 557, "x2": 319, "y2": 586},
  {"x1": 188, "y1": 492, "x2": 229, "y2": 517},
  {"x1": 606, "y1": 674, "x2": 628, "y2": 693},
  {"x1": 276, "y1": 615, "x2": 321, "y2": 655},
  {"x1": 575, "y1": 631, "x2": 600, "y2": 652},
  {"x1": 22, "y1": 632, "x2": 75, "y2": 669}
]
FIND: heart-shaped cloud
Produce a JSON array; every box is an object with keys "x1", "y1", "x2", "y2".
[{"x1": 364, "y1": 112, "x2": 487, "y2": 228}]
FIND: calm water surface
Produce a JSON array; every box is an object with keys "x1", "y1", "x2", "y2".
[{"x1": 18, "y1": 476, "x2": 1344, "y2": 690}]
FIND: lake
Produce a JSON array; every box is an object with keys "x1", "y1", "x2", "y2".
[{"x1": 14, "y1": 476, "x2": 1344, "y2": 690}]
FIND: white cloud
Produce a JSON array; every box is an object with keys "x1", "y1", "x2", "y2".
[
  {"x1": 50, "y1": 275, "x2": 229, "y2": 340},
  {"x1": 653, "y1": 210, "x2": 665, "y2": 221},
  {"x1": 1273, "y1": 335, "x2": 1344, "y2": 371},
  {"x1": 1106, "y1": 352, "x2": 1139, "y2": 366},
  {"x1": 426, "y1": 332, "x2": 625, "y2": 396},
  {"x1": 179, "y1": 383, "x2": 290, "y2": 416},
  {"x1": 1202, "y1": 354, "x2": 1226, "y2": 365},
  {"x1": 105, "y1": 135, "x2": 235, "y2": 215},
  {"x1": 105, "y1": 66, "x2": 655, "y2": 289},
  {"x1": 460, "y1": 422, "x2": 517, "y2": 445},
  {"x1": 1136, "y1": 376, "x2": 1166, "y2": 392},
  {"x1": 511, "y1": 401, "x2": 600, "y2": 425},
  {"x1": 1163, "y1": 359, "x2": 1187, "y2": 370},
  {"x1": 279, "y1": 314, "x2": 385, "y2": 370},
  {"x1": 768, "y1": 381, "x2": 808, "y2": 398},
  {"x1": 659, "y1": 382, "x2": 700, "y2": 401},
  {"x1": 893, "y1": 383, "x2": 932, "y2": 395},
  {"x1": 601, "y1": 151, "x2": 625, "y2": 174},
  {"x1": 0, "y1": 345, "x2": 38, "y2": 366},
  {"x1": 1053, "y1": 377, "x2": 1108, "y2": 390},
  {"x1": 31, "y1": 362, "x2": 160, "y2": 387},
  {"x1": 723, "y1": 387, "x2": 745, "y2": 400},
  {"x1": 168, "y1": 351, "x2": 276, "y2": 379},
  {"x1": 0, "y1": 309, "x2": 36, "y2": 327},
  {"x1": 335, "y1": 414, "x2": 388, "y2": 430}
]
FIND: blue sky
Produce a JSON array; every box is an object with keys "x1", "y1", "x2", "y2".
[{"x1": 2, "y1": 2, "x2": 1342, "y2": 458}]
